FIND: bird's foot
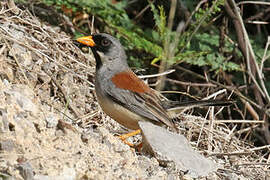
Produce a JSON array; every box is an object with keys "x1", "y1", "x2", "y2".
[{"x1": 118, "y1": 129, "x2": 141, "y2": 147}]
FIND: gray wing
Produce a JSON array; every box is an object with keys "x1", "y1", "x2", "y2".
[{"x1": 103, "y1": 80, "x2": 175, "y2": 128}]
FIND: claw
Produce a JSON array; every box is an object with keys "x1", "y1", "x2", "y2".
[{"x1": 118, "y1": 129, "x2": 141, "y2": 147}]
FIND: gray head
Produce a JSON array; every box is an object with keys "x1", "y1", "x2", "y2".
[{"x1": 77, "y1": 33, "x2": 128, "y2": 70}]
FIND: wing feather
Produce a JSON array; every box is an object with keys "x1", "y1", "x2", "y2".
[{"x1": 107, "y1": 71, "x2": 175, "y2": 128}]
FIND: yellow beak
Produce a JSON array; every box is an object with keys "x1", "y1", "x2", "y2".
[{"x1": 76, "y1": 36, "x2": 96, "y2": 47}]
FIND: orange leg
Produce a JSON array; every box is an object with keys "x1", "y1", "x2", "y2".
[{"x1": 119, "y1": 129, "x2": 141, "y2": 147}]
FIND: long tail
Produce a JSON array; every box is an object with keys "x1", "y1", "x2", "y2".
[{"x1": 165, "y1": 100, "x2": 234, "y2": 112}]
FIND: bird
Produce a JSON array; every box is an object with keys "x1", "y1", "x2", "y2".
[{"x1": 76, "y1": 33, "x2": 233, "y2": 144}]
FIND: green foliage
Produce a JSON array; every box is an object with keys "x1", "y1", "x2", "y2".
[
  {"x1": 194, "y1": 0, "x2": 225, "y2": 25},
  {"x1": 42, "y1": 0, "x2": 164, "y2": 67},
  {"x1": 174, "y1": 0, "x2": 242, "y2": 72},
  {"x1": 249, "y1": 35, "x2": 267, "y2": 62},
  {"x1": 150, "y1": 4, "x2": 166, "y2": 41},
  {"x1": 149, "y1": 3, "x2": 170, "y2": 64},
  {"x1": 148, "y1": 0, "x2": 240, "y2": 72},
  {"x1": 41, "y1": 0, "x2": 245, "y2": 72},
  {"x1": 187, "y1": 32, "x2": 241, "y2": 71}
]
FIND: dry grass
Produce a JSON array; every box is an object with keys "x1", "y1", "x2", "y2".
[
  {"x1": 0, "y1": 1, "x2": 269, "y2": 179},
  {"x1": 0, "y1": 1, "x2": 101, "y2": 127},
  {"x1": 178, "y1": 114, "x2": 270, "y2": 178}
]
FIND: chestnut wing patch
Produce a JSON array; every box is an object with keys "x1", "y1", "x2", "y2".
[
  {"x1": 108, "y1": 71, "x2": 175, "y2": 129},
  {"x1": 111, "y1": 71, "x2": 151, "y2": 93}
]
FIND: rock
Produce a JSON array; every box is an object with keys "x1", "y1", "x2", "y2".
[
  {"x1": 0, "y1": 108, "x2": 9, "y2": 132},
  {"x1": 0, "y1": 139, "x2": 15, "y2": 151},
  {"x1": 34, "y1": 167, "x2": 76, "y2": 180},
  {"x1": 17, "y1": 162, "x2": 35, "y2": 180},
  {"x1": 45, "y1": 113, "x2": 59, "y2": 128},
  {"x1": 139, "y1": 121, "x2": 218, "y2": 178},
  {"x1": 4, "y1": 85, "x2": 38, "y2": 114}
]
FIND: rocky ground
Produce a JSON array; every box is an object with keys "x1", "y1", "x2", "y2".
[{"x1": 0, "y1": 1, "x2": 269, "y2": 180}]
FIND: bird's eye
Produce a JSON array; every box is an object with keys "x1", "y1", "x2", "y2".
[{"x1": 101, "y1": 39, "x2": 111, "y2": 47}]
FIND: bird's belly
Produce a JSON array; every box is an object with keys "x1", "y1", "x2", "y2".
[{"x1": 96, "y1": 93, "x2": 143, "y2": 130}]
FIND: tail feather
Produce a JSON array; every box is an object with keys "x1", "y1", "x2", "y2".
[{"x1": 165, "y1": 100, "x2": 234, "y2": 112}]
